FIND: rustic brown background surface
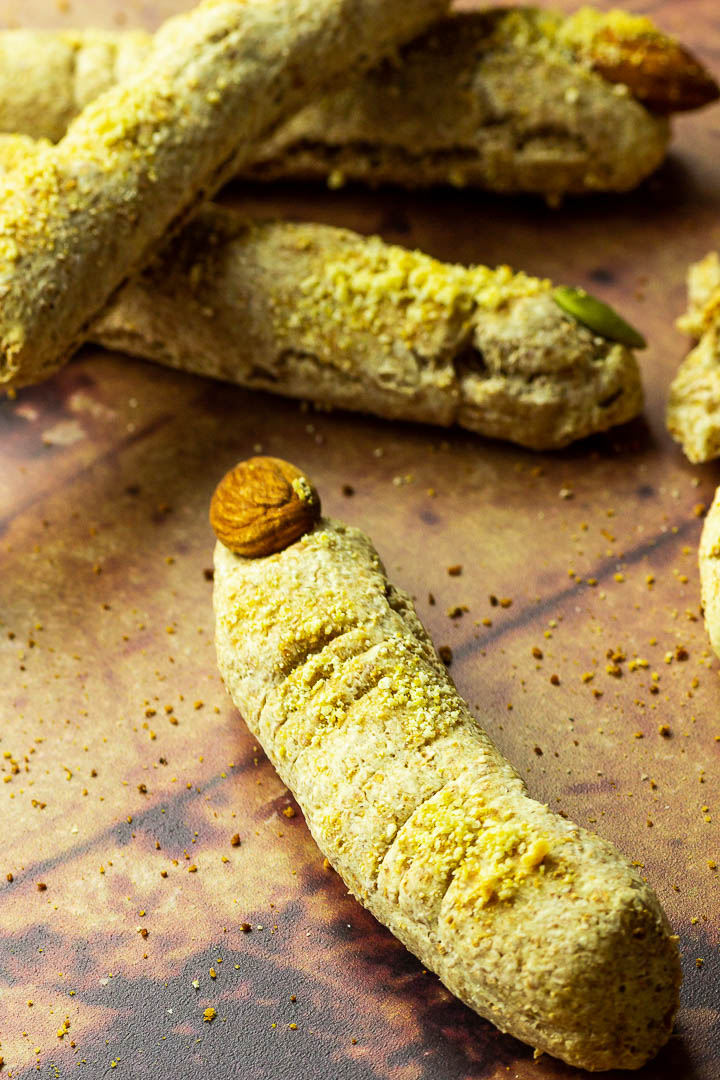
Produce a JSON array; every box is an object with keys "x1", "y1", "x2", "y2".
[{"x1": 1, "y1": 1, "x2": 719, "y2": 1077}]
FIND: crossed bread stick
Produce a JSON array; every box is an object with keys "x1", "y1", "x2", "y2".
[
  {"x1": 0, "y1": 0, "x2": 449, "y2": 391},
  {"x1": 1, "y1": 131, "x2": 643, "y2": 449},
  {"x1": 211, "y1": 457, "x2": 681, "y2": 1071},
  {"x1": 1, "y1": 8, "x2": 717, "y2": 200}
]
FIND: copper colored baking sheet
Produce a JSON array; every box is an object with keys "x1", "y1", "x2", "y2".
[{"x1": 1, "y1": 1, "x2": 719, "y2": 1077}]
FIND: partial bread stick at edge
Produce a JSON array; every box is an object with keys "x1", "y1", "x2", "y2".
[
  {"x1": 211, "y1": 458, "x2": 681, "y2": 1071},
  {"x1": 699, "y1": 485, "x2": 720, "y2": 659},
  {"x1": 0, "y1": 0, "x2": 449, "y2": 391},
  {"x1": 667, "y1": 252, "x2": 720, "y2": 463}
]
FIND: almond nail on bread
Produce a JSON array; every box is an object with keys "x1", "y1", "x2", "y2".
[
  {"x1": 211, "y1": 456, "x2": 681, "y2": 1072},
  {"x1": 0, "y1": 0, "x2": 450, "y2": 391}
]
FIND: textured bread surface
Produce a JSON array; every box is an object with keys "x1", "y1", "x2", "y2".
[
  {"x1": 213, "y1": 518, "x2": 681, "y2": 1070},
  {"x1": 0, "y1": 9, "x2": 672, "y2": 199},
  {"x1": 0, "y1": 0, "x2": 448, "y2": 390},
  {"x1": 667, "y1": 252, "x2": 720, "y2": 462},
  {"x1": 88, "y1": 207, "x2": 643, "y2": 450}
]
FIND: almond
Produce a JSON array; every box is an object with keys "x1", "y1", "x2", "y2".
[
  {"x1": 210, "y1": 457, "x2": 320, "y2": 557},
  {"x1": 588, "y1": 29, "x2": 720, "y2": 114}
]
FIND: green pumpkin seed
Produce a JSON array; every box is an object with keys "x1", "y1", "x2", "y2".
[{"x1": 552, "y1": 285, "x2": 647, "y2": 350}]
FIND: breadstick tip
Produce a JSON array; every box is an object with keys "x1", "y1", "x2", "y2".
[{"x1": 565, "y1": 10, "x2": 720, "y2": 113}]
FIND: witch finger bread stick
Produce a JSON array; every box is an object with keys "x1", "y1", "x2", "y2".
[
  {"x1": 0, "y1": 9, "x2": 716, "y2": 199},
  {"x1": 212, "y1": 457, "x2": 681, "y2": 1071},
  {"x1": 667, "y1": 253, "x2": 720, "y2": 463},
  {"x1": 0, "y1": 0, "x2": 450, "y2": 392},
  {"x1": 87, "y1": 205, "x2": 644, "y2": 450}
]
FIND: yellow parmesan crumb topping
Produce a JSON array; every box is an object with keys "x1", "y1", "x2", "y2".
[
  {"x1": 561, "y1": 8, "x2": 659, "y2": 49},
  {"x1": 0, "y1": 145, "x2": 65, "y2": 266},
  {"x1": 277, "y1": 233, "x2": 548, "y2": 359},
  {"x1": 489, "y1": 7, "x2": 662, "y2": 61},
  {"x1": 275, "y1": 631, "x2": 464, "y2": 765},
  {"x1": 394, "y1": 785, "x2": 553, "y2": 912},
  {"x1": 677, "y1": 254, "x2": 720, "y2": 337},
  {"x1": 0, "y1": 134, "x2": 51, "y2": 175}
]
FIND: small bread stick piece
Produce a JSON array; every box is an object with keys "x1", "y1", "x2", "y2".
[
  {"x1": 88, "y1": 206, "x2": 643, "y2": 449},
  {"x1": 0, "y1": 0, "x2": 449, "y2": 391},
  {"x1": 212, "y1": 457, "x2": 681, "y2": 1072},
  {"x1": 0, "y1": 7, "x2": 717, "y2": 197},
  {"x1": 699, "y1": 486, "x2": 720, "y2": 659},
  {"x1": 667, "y1": 252, "x2": 720, "y2": 463}
]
